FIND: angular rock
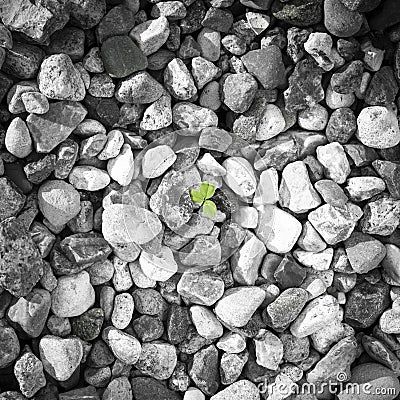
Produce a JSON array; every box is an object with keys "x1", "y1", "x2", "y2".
[
  {"x1": 362, "y1": 335, "x2": 400, "y2": 374},
  {"x1": 241, "y1": 46, "x2": 285, "y2": 89},
  {"x1": 102, "y1": 326, "x2": 141, "y2": 364},
  {"x1": 142, "y1": 145, "x2": 177, "y2": 179},
  {"x1": 308, "y1": 203, "x2": 363, "y2": 245},
  {"x1": 130, "y1": 16, "x2": 170, "y2": 56},
  {"x1": 256, "y1": 205, "x2": 302, "y2": 253},
  {"x1": 307, "y1": 336, "x2": 358, "y2": 384},
  {"x1": 346, "y1": 281, "x2": 390, "y2": 329},
  {"x1": 131, "y1": 377, "x2": 181, "y2": 400},
  {"x1": 115, "y1": 71, "x2": 164, "y2": 104},
  {"x1": 139, "y1": 246, "x2": 178, "y2": 281},
  {"x1": 324, "y1": 0, "x2": 363, "y2": 37},
  {"x1": 356, "y1": 106, "x2": 400, "y2": 149},
  {"x1": 190, "y1": 305, "x2": 223, "y2": 339},
  {"x1": 102, "y1": 204, "x2": 162, "y2": 247},
  {"x1": 5, "y1": 117, "x2": 32, "y2": 158},
  {"x1": 38, "y1": 180, "x2": 81, "y2": 227},
  {"x1": 14, "y1": 350, "x2": 46, "y2": 398},
  {"x1": 164, "y1": 57, "x2": 197, "y2": 100},
  {"x1": 189, "y1": 345, "x2": 220, "y2": 396},
  {"x1": 0, "y1": 320, "x2": 20, "y2": 369},
  {"x1": 27, "y1": 101, "x2": 87, "y2": 153},
  {"x1": 0, "y1": 217, "x2": 43, "y2": 298},
  {"x1": 290, "y1": 294, "x2": 339, "y2": 337},
  {"x1": 231, "y1": 234, "x2": 266, "y2": 286},
  {"x1": 177, "y1": 271, "x2": 224, "y2": 306},
  {"x1": 345, "y1": 176, "x2": 386, "y2": 201},
  {"x1": 222, "y1": 73, "x2": 258, "y2": 113},
  {"x1": 191, "y1": 56, "x2": 220, "y2": 90},
  {"x1": 316, "y1": 142, "x2": 351, "y2": 184},
  {"x1": 279, "y1": 161, "x2": 321, "y2": 213},
  {"x1": 220, "y1": 351, "x2": 248, "y2": 385},
  {"x1": 69, "y1": 166, "x2": 110, "y2": 191},
  {"x1": 222, "y1": 157, "x2": 257, "y2": 197},
  {"x1": 214, "y1": 286, "x2": 265, "y2": 327},
  {"x1": 173, "y1": 102, "x2": 218, "y2": 129},
  {"x1": 382, "y1": 244, "x2": 400, "y2": 285},
  {"x1": 101, "y1": 35, "x2": 147, "y2": 78},
  {"x1": 38, "y1": 54, "x2": 85, "y2": 101},
  {"x1": 0, "y1": 0, "x2": 67, "y2": 43},
  {"x1": 265, "y1": 288, "x2": 309, "y2": 331},
  {"x1": 331, "y1": 61, "x2": 364, "y2": 95},
  {"x1": 96, "y1": 5, "x2": 133, "y2": 42},
  {"x1": 179, "y1": 235, "x2": 221, "y2": 268},
  {"x1": 71, "y1": 308, "x2": 104, "y2": 341},
  {"x1": 140, "y1": 93, "x2": 173, "y2": 131},
  {"x1": 284, "y1": 58, "x2": 324, "y2": 112},
  {"x1": 365, "y1": 66, "x2": 398, "y2": 106},
  {"x1": 0, "y1": 177, "x2": 26, "y2": 222},
  {"x1": 254, "y1": 329, "x2": 283, "y2": 370},
  {"x1": 102, "y1": 377, "x2": 132, "y2": 400},
  {"x1": 210, "y1": 380, "x2": 259, "y2": 400},
  {"x1": 149, "y1": 166, "x2": 201, "y2": 229},
  {"x1": 373, "y1": 160, "x2": 400, "y2": 199}
]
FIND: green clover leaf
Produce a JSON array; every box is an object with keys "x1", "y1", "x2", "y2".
[
  {"x1": 200, "y1": 182, "x2": 215, "y2": 199},
  {"x1": 190, "y1": 189, "x2": 204, "y2": 204},
  {"x1": 202, "y1": 200, "x2": 217, "y2": 218}
]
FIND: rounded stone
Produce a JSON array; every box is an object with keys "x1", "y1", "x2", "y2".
[
  {"x1": 298, "y1": 104, "x2": 328, "y2": 131},
  {"x1": 111, "y1": 293, "x2": 134, "y2": 329},
  {"x1": 142, "y1": 145, "x2": 177, "y2": 178},
  {"x1": 324, "y1": 0, "x2": 363, "y2": 38},
  {"x1": 356, "y1": 106, "x2": 400, "y2": 149},
  {"x1": 51, "y1": 271, "x2": 95, "y2": 318},
  {"x1": 5, "y1": 117, "x2": 33, "y2": 158}
]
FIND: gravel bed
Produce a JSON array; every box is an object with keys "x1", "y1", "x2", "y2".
[{"x1": 1, "y1": 0, "x2": 400, "y2": 399}]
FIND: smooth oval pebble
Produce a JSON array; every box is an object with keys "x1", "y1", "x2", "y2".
[{"x1": 111, "y1": 293, "x2": 134, "y2": 329}]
